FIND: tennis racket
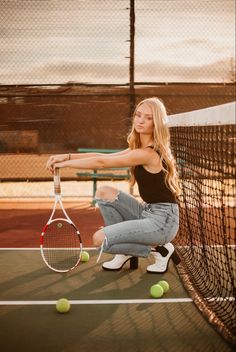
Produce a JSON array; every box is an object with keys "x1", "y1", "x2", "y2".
[{"x1": 40, "y1": 168, "x2": 82, "y2": 273}]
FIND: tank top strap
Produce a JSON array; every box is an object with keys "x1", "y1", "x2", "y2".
[{"x1": 146, "y1": 145, "x2": 161, "y2": 157}]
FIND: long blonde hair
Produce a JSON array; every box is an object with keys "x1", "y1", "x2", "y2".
[{"x1": 127, "y1": 97, "x2": 181, "y2": 197}]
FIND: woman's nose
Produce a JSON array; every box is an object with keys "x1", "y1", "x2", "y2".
[{"x1": 139, "y1": 116, "x2": 145, "y2": 123}]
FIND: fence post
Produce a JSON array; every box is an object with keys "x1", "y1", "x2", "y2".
[{"x1": 129, "y1": 0, "x2": 135, "y2": 117}]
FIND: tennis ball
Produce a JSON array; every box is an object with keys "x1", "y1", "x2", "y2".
[
  {"x1": 157, "y1": 280, "x2": 170, "y2": 293},
  {"x1": 150, "y1": 284, "x2": 164, "y2": 298},
  {"x1": 81, "y1": 251, "x2": 90, "y2": 262},
  {"x1": 57, "y1": 222, "x2": 62, "y2": 228},
  {"x1": 56, "y1": 298, "x2": 71, "y2": 313}
]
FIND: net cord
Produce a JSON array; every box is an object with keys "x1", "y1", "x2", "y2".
[{"x1": 167, "y1": 102, "x2": 235, "y2": 127}]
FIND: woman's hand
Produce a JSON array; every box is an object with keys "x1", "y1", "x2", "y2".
[{"x1": 46, "y1": 154, "x2": 68, "y2": 173}]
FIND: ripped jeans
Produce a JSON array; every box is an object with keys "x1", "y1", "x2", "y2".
[{"x1": 95, "y1": 190, "x2": 179, "y2": 258}]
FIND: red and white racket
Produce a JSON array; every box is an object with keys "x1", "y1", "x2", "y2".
[{"x1": 40, "y1": 168, "x2": 82, "y2": 273}]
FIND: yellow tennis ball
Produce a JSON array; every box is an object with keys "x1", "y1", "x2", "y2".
[
  {"x1": 56, "y1": 298, "x2": 71, "y2": 313},
  {"x1": 157, "y1": 280, "x2": 170, "y2": 293},
  {"x1": 57, "y1": 222, "x2": 62, "y2": 228},
  {"x1": 150, "y1": 284, "x2": 164, "y2": 298},
  {"x1": 81, "y1": 251, "x2": 90, "y2": 262}
]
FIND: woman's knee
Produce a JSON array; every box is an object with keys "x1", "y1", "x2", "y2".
[
  {"x1": 92, "y1": 229, "x2": 106, "y2": 247},
  {"x1": 95, "y1": 185, "x2": 118, "y2": 201}
]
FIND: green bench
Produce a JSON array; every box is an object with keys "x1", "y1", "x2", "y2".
[{"x1": 76, "y1": 148, "x2": 133, "y2": 200}]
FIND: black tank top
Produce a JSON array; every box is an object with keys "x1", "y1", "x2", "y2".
[{"x1": 134, "y1": 151, "x2": 177, "y2": 204}]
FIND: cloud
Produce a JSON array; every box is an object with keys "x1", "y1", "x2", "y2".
[{"x1": 0, "y1": 57, "x2": 234, "y2": 84}]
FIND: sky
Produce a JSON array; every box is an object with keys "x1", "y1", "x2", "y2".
[{"x1": 0, "y1": 0, "x2": 235, "y2": 84}]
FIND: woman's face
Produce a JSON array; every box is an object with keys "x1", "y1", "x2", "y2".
[{"x1": 134, "y1": 103, "x2": 154, "y2": 135}]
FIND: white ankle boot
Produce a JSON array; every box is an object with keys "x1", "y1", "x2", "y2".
[
  {"x1": 102, "y1": 255, "x2": 138, "y2": 271},
  {"x1": 147, "y1": 243, "x2": 180, "y2": 273}
]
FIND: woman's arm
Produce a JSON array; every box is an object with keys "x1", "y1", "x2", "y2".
[
  {"x1": 46, "y1": 148, "x2": 130, "y2": 171},
  {"x1": 70, "y1": 148, "x2": 130, "y2": 160},
  {"x1": 48, "y1": 148, "x2": 155, "y2": 172}
]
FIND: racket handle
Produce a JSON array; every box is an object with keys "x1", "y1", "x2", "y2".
[{"x1": 54, "y1": 168, "x2": 61, "y2": 195}]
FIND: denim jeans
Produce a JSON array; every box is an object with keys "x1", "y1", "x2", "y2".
[{"x1": 95, "y1": 190, "x2": 179, "y2": 258}]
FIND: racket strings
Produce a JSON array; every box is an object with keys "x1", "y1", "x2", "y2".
[{"x1": 42, "y1": 220, "x2": 81, "y2": 271}]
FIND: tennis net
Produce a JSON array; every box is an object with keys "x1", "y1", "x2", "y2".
[{"x1": 169, "y1": 102, "x2": 235, "y2": 346}]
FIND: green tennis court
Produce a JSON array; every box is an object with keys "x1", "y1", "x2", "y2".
[{"x1": 0, "y1": 249, "x2": 233, "y2": 352}]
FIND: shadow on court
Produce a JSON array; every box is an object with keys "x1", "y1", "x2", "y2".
[{"x1": 0, "y1": 250, "x2": 233, "y2": 352}]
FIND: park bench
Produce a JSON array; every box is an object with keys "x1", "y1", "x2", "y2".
[{"x1": 76, "y1": 148, "x2": 133, "y2": 199}]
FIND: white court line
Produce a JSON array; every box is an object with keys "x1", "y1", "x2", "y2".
[
  {"x1": 0, "y1": 297, "x2": 234, "y2": 305},
  {"x1": 206, "y1": 297, "x2": 235, "y2": 302},
  {"x1": 177, "y1": 245, "x2": 236, "y2": 249},
  {"x1": 0, "y1": 298, "x2": 193, "y2": 305}
]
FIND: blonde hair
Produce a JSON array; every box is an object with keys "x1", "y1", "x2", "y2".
[{"x1": 127, "y1": 97, "x2": 181, "y2": 197}]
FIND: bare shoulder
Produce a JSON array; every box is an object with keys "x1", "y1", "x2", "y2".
[
  {"x1": 131, "y1": 147, "x2": 160, "y2": 163},
  {"x1": 124, "y1": 147, "x2": 151, "y2": 159},
  {"x1": 142, "y1": 148, "x2": 162, "y2": 172},
  {"x1": 145, "y1": 147, "x2": 161, "y2": 160},
  {"x1": 133, "y1": 147, "x2": 159, "y2": 157}
]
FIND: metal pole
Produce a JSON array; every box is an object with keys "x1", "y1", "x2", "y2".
[{"x1": 129, "y1": 0, "x2": 135, "y2": 117}]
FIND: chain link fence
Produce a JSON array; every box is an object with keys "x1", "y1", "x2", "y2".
[
  {"x1": 135, "y1": 0, "x2": 235, "y2": 83},
  {"x1": 0, "y1": 0, "x2": 130, "y2": 84},
  {"x1": 0, "y1": 0, "x2": 235, "y2": 183},
  {"x1": 0, "y1": 0, "x2": 235, "y2": 84}
]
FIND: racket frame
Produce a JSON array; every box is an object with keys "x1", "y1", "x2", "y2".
[{"x1": 40, "y1": 168, "x2": 82, "y2": 273}]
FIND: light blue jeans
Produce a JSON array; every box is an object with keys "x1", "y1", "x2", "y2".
[{"x1": 95, "y1": 190, "x2": 179, "y2": 258}]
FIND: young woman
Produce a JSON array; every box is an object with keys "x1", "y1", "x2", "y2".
[{"x1": 46, "y1": 97, "x2": 181, "y2": 273}]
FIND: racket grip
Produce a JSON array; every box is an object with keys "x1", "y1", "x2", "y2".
[
  {"x1": 54, "y1": 168, "x2": 61, "y2": 195},
  {"x1": 55, "y1": 184, "x2": 61, "y2": 194}
]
